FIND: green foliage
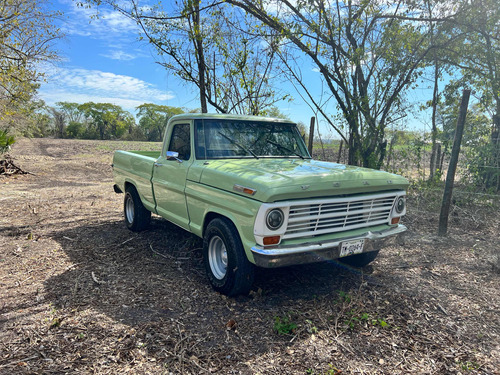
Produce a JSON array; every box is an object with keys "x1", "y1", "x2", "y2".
[
  {"x1": 0, "y1": 0, "x2": 61, "y2": 120},
  {"x1": 219, "y1": 0, "x2": 442, "y2": 168},
  {"x1": 457, "y1": 360, "x2": 479, "y2": 371},
  {"x1": 78, "y1": 102, "x2": 134, "y2": 140},
  {"x1": 136, "y1": 103, "x2": 184, "y2": 141},
  {"x1": 273, "y1": 315, "x2": 297, "y2": 335},
  {"x1": 30, "y1": 111, "x2": 52, "y2": 138},
  {"x1": 66, "y1": 121, "x2": 84, "y2": 139},
  {"x1": 385, "y1": 131, "x2": 434, "y2": 179},
  {"x1": 344, "y1": 310, "x2": 389, "y2": 330},
  {"x1": 306, "y1": 364, "x2": 342, "y2": 375},
  {"x1": 463, "y1": 142, "x2": 500, "y2": 191},
  {"x1": 336, "y1": 290, "x2": 351, "y2": 304},
  {"x1": 438, "y1": 85, "x2": 498, "y2": 191},
  {"x1": 305, "y1": 319, "x2": 318, "y2": 334},
  {"x1": 46, "y1": 102, "x2": 137, "y2": 140},
  {"x1": 0, "y1": 129, "x2": 15, "y2": 155}
]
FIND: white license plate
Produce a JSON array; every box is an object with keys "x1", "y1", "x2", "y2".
[{"x1": 339, "y1": 239, "x2": 365, "y2": 257}]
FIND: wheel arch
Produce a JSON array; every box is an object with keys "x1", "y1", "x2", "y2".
[
  {"x1": 200, "y1": 210, "x2": 256, "y2": 265},
  {"x1": 124, "y1": 180, "x2": 137, "y2": 193},
  {"x1": 203, "y1": 211, "x2": 233, "y2": 237}
]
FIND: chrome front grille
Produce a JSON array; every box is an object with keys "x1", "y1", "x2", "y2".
[{"x1": 283, "y1": 193, "x2": 398, "y2": 239}]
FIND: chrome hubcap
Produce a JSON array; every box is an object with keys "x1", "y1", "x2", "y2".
[
  {"x1": 125, "y1": 195, "x2": 134, "y2": 223},
  {"x1": 208, "y1": 235, "x2": 227, "y2": 280}
]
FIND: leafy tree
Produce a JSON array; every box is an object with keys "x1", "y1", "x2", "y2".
[
  {"x1": 225, "y1": 0, "x2": 463, "y2": 168},
  {"x1": 136, "y1": 104, "x2": 185, "y2": 141},
  {"x1": 0, "y1": 0, "x2": 60, "y2": 118},
  {"x1": 80, "y1": 0, "x2": 285, "y2": 116},
  {"x1": 48, "y1": 107, "x2": 65, "y2": 138},
  {"x1": 56, "y1": 102, "x2": 85, "y2": 125},
  {"x1": 66, "y1": 121, "x2": 85, "y2": 139},
  {"x1": 441, "y1": 0, "x2": 500, "y2": 190},
  {"x1": 436, "y1": 83, "x2": 495, "y2": 190},
  {"x1": 30, "y1": 110, "x2": 52, "y2": 138},
  {"x1": 78, "y1": 102, "x2": 135, "y2": 140}
]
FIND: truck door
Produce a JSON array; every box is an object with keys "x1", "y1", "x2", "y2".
[{"x1": 152, "y1": 122, "x2": 192, "y2": 230}]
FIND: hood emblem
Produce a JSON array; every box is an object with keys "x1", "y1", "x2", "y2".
[
  {"x1": 301, "y1": 185, "x2": 310, "y2": 190},
  {"x1": 363, "y1": 181, "x2": 370, "y2": 185},
  {"x1": 333, "y1": 182, "x2": 341, "y2": 187}
]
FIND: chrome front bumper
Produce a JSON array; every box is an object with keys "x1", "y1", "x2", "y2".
[{"x1": 250, "y1": 224, "x2": 407, "y2": 268}]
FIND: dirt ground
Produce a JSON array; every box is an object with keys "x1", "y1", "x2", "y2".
[{"x1": 1, "y1": 138, "x2": 499, "y2": 374}]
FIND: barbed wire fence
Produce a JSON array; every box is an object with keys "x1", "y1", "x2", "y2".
[{"x1": 310, "y1": 135, "x2": 500, "y2": 233}]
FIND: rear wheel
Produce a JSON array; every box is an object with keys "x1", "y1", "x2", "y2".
[
  {"x1": 124, "y1": 186, "x2": 151, "y2": 232},
  {"x1": 203, "y1": 218, "x2": 254, "y2": 296},
  {"x1": 339, "y1": 250, "x2": 379, "y2": 268}
]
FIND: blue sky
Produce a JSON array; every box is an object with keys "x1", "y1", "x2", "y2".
[
  {"x1": 39, "y1": 0, "x2": 434, "y2": 138},
  {"x1": 40, "y1": 0, "x2": 317, "y2": 123},
  {"x1": 40, "y1": 0, "x2": 180, "y2": 110}
]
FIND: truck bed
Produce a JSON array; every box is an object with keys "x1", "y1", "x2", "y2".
[{"x1": 112, "y1": 150, "x2": 161, "y2": 212}]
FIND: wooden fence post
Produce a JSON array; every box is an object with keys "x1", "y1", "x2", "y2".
[
  {"x1": 438, "y1": 89, "x2": 471, "y2": 236},
  {"x1": 308, "y1": 117, "x2": 315, "y2": 156},
  {"x1": 337, "y1": 140, "x2": 343, "y2": 163}
]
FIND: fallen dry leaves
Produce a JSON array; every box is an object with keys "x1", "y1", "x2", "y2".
[{"x1": 0, "y1": 138, "x2": 499, "y2": 374}]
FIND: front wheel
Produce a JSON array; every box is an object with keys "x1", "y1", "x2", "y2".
[
  {"x1": 339, "y1": 250, "x2": 379, "y2": 268},
  {"x1": 203, "y1": 218, "x2": 254, "y2": 296},
  {"x1": 124, "y1": 186, "x2": 151, "y2": 232}
]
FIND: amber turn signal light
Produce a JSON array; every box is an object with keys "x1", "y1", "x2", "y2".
[
  {"x1": 391, "y1": 217, "x2": 400, "y2": 225},
  {"x1": 263, "y1": 236, "x2": 281, "y2": 246}
]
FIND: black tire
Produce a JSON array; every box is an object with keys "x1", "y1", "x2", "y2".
[
  {"x1": 124, "y1": 186, "x2": 151, "y2": 232},
  {"x1": 339, "y1": 250, "x2": 379, "y2": 268},
  {"x1": 203, "y1": 218, "x2": 255, "y2": 296}
]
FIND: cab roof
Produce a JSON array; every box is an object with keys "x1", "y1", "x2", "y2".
[{"x1": 168, "y1": 113, "x2": 296, "y2": 124}]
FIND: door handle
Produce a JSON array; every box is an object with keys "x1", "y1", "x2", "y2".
[{"x1": 154, "y1": 162, "x2": 164, "y2": 167}]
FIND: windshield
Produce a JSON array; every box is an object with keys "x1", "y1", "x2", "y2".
[{"x1": 195, "y1": 119, "x2": 310, "y2": 160}]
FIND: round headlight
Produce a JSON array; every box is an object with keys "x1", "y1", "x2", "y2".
[
  {"x1": 266, "y1": 209, "x2": 284, "y2": 230},
  {"x1": 395, "y1": 197, "x2": 405, "y2": 214}
]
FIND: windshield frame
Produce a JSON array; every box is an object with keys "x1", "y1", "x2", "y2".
[{"x1": 194, "y1": 119, "x2": 311, "y2": 160}]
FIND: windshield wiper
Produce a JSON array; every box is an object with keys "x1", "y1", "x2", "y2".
[
  {"x1": 266, "y1": 139, "x2": 304, "y2": 159},
  {"x1": 218, "y1": 132, "x2": 259, "y2": 159}
]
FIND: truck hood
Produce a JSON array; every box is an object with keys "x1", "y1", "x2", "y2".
[{"x1": 198, "y1": 158, "x2": 409, "y2": 202}]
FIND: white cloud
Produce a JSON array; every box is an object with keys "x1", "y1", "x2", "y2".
[
  {"x1": 59, "y1": 0, "x2": 138, "y2": 39},
  {"x1": 101, "y1": 50, "x2": 139, "y2": 61},
  {"x1": 39, "y1": 67, "x2": 175, "y2": 112}
]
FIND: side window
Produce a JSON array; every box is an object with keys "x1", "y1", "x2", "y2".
[{"x1": 168, "y1": 124, "x2": 191, "y2": 160}]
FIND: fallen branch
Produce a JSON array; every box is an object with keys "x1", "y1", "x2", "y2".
[
  {"x1": 91, "y1": 271, "x2": 105, "y2": 285},
  {"x1": 150, "y1": 244, "x2": 174, "y2": 260},
  {"x1": 0, "y1": 156, "x2": 29, "y2": 176}
]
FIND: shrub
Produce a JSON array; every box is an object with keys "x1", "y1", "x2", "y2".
[{"x1": 0, "y1": 129, "x2": 15, "y2": 155}]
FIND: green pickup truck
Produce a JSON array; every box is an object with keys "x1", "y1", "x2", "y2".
[{"x1": 113, "y1": 114, "x2": 408, "y2": 296}]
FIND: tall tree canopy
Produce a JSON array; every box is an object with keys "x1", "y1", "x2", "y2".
[
  {"x1": 0, "y1": 0, "x2": 60, "y2": 118},
  {"x1": 78, "y1": 102, "x2": 134, "y2": 140},
  {"x1": 224, "y1": 0, "x2": 465, "y2": 168},
  {"x1": 445, "y1": 0, "x2": 500, "y2": 189},
  {"x1": 79, "y1": 0, "x2": 500, "y2": 172},
  {"x1": 136, "y1": 103, "x2": 185, "y2": 141},
  {"x1": 84, "y1": 0, "x2": 286, "y2": 116}
]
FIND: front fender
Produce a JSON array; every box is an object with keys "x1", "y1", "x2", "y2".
[{"x1": 185, "y1": 181, "x2": 261, "y2": 263}]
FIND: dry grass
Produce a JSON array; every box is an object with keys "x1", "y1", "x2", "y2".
[{"x1": 1, "y1": 138, "x2": 499, "y2": 374}]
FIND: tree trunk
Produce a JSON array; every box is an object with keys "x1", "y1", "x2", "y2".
[
  {"x1": 307, "y1": 116, "x2": 315, "y2": 156},
  {"x1": 492, "y1": 112, "x2": 500, "y2": 191},
  {"x1": 438, "y1": 89, "x2": 470, "y2": 236},
  {"x1": 193, "y1": 1, "x2": 208, "y2": 113},
  {"x1": 337, "y1": 140, "x2": 343, "y2": 164},
  {"x1": 429, "y1": 57, "x2": 439, "y2": 180}
]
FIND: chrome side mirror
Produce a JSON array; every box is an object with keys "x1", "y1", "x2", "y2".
[{"x1": 166, "y1": 151, "x2": 183, "y2": 163}]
